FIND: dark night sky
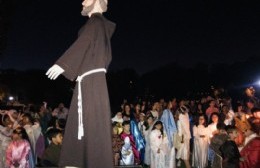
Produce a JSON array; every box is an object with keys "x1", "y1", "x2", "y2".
[{"x1": 1, "y1": 0, "x2": 260, "y2": 74}]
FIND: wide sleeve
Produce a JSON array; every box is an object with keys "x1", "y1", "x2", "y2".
[{"x1": 55, "y1": 21, "x2": 94, "y2": 81}]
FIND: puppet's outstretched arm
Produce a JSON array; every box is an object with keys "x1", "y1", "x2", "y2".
[{"x1": 46, "y1": 64, "x2": 65, "y2": 80}]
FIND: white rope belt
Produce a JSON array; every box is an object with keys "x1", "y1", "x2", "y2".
[{"x1": 76, "y1": 68, "x2": 106, "y2": 140}]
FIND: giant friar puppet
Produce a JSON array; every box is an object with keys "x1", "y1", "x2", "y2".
[{"x1": 46, "y1": 0, "x2": 115, "y2": 167}]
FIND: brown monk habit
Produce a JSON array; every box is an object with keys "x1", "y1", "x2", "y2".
[{"x1": 56, "y1": 13, "x2": 116, "y2": 167}]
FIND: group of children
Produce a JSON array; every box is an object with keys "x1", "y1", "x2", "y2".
[
  {"x1": 111, "y1": 96, "x2": 260, "y2": 168},
  {"x1": 0, "y1": 105, "x2": 65, "y2": 168}
]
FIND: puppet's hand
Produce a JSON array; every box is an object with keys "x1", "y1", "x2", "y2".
[{"x1": 46, "y1": 64, "x2": 64, "y2": 80}]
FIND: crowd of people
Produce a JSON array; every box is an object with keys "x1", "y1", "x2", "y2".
[
  {"x1": 0, "y1": 103, "x2": 67, "y2": 167},
  {"x1": 111, "y1": 87, "x2": 260, "y2": 168},
  {"x1": 0, "y1": 87, "x2": 259, "y2": 168}
]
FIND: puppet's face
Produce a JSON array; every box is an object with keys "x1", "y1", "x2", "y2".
[
  {"x1": 81, "y1": 0, "x2": 107, "y2": 16},
  {"x1": 81, "y1": 0, "x2": 95, "y2": 16}
]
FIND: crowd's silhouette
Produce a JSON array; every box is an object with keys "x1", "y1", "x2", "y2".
[{"x1": 0, "y1": 87, "x2": 259, "y2": 168}]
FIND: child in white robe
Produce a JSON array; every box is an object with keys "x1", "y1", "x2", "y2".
[
  {"x1": 176, "y1": 106, "x2": 191, "y2": 168},
  {"x1": 150, "y1": 121, "x2": 168, "y2": 168},
  {"x1": 120, "y1": 136, "x2": 134, "y2": 165},
  {"x1": 192, "y1": 114, "x2": 210, "y2": 168}
]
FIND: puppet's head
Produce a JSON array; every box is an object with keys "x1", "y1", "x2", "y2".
[{"x1": 81, "y1": 0, "x2": 108, "y2": 16}]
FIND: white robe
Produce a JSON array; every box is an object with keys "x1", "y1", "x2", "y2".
[
  {"x1": 165, "y1": 146, "x2": 176, "y2": 168},
  {"x1": 176, "y1": 113, "x2": 191, "y2": 160},
  {"x1": 150, "y1": 129, "x2": 168, "y2": 168},
  {"x1": 192, "y1": 125, "x2": 210, "y2": 168},
  {"x1": 120, "y1": 137, "x2": 134, "y2": 165}
]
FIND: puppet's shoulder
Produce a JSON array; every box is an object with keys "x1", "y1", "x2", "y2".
[
  {"x1": 78, "y1": 16, "x2": 104, "y2": 37},
  {"x1": 90, "y1": 13, "x2": 115, "y2": 28},
  {"x1": 88, "y1": 13, "x2": 106, "y2": 26}
]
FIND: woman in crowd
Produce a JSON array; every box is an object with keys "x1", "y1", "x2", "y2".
[
  {"x1": 134, "y1": 103, "x2": 142, "y2": 122},
  {"x1": 208, "y1": 112, "x2": 220, "y2": 138},
  {"x1": 122, "y1": 104, "x2": 134, "y2": 121},
  {"x1": 147, "y1": 102, "x2": 159, "y2": 120},
  {"x1": 160, "y1": 100, "x2": 177, "y2": 168}
]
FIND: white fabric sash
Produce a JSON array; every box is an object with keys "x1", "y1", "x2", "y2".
[{"x1": 76, "y1": 68, "x2": 107, "y2": 140}]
